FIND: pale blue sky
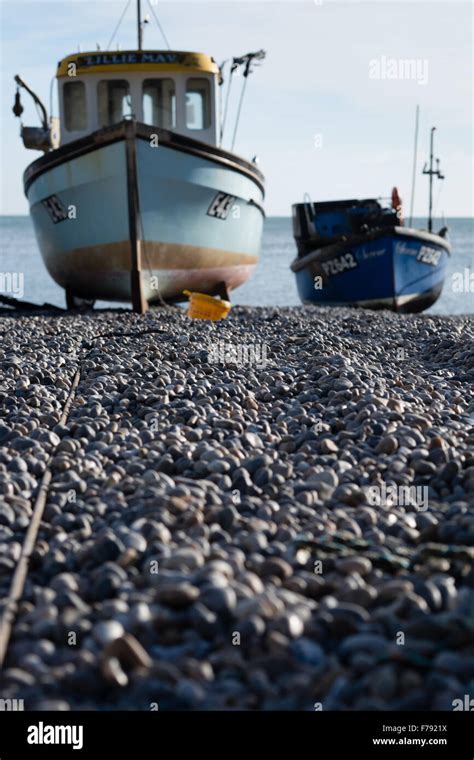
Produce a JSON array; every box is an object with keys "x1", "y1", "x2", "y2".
[{"x1": 1, "y1": 0, "x2": 472, "y2": 216}]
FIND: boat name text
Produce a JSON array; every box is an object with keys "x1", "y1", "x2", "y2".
[
  {"x1": 73, "y1": 52, "x2": 184, "y2": 69},
  {"x1": 361, "y1": 248, "x2": 386, "y2": 260}
]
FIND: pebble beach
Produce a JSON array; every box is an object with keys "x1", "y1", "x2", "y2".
[{"x1": 0, "y1": 305, "x2": 473, "y2": 711}]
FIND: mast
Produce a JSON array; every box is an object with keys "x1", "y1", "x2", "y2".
[
  {"x1": 428, "y1": 128, "x2": 434, "y2": 232},
  {"x1": 422, "y1": 127, "x2": 444, "y2": 233},
  {"x1": 408, "y1": 105, "x2": 419, "y2": 228},
  {"x1": 137, "y1": 0, "x2": 142, "y2": 51}
]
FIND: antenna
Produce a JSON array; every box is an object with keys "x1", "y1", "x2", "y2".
[{"x1": 422, "y1": 127, "x2": 445, "y2": 233}]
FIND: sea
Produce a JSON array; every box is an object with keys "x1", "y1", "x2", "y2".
[{"x1": 1, "y1": 216, "x2": 473, "y2": 315}]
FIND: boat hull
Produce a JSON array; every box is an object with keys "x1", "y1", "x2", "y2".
[
  {"x1": 24, "y1": 121, "x2": 264, "y2": 303},
  {"x1": 291, "y1": 228, "x2": 451, "y2": 313}
]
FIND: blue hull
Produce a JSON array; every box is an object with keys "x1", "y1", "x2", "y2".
[{"x1": 291, "y1": 228, "x2": 451, "y2": 312}]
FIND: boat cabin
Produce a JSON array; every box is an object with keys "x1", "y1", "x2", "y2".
[
  {"x1": 56, "y1": 50, "x2": 220, "y2": 146},
  {"x1": 293, "y1": 198, "x2": 400, "y2": 249}
]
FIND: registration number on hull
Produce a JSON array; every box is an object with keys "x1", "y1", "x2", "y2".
[
  {"x1": 417, "y1": 246, "x2": 442, "y2": 266},
  {"x1": 207, "y1": 192, "x2": 236, "y2": 220},
  {"x1": 321, "y1": 252, "x2": 358, "y2": 277}
]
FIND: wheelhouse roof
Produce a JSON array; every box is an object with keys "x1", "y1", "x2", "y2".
[{"x1": 56, "y1": 50, "x2": 219, "y2": 78}]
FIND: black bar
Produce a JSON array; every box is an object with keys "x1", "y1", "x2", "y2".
[{"x1": 0, "y1": 711, "x2": 472, "y2": 758}]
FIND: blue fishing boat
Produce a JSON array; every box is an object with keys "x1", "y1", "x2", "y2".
[
  {"x1": 291, "y1": 130, "x2": 451, "y2": 313},
  {"x1": 12, "y1": 2, "x2": 265, "y2": 312}
]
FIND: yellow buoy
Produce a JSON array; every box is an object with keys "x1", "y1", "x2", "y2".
[{"x1": 183, "y1": 290, "x2": 231, "y2": 321}]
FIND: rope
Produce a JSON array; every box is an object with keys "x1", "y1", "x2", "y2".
[
  {"x1": 433, "y1": 181, "x2": 444, "y2": 220},
  {"x1": 0, "y1": 369, "x2": 81, "y2": 668},
  {"x1": 220, "y1": 62, "x2": 233, "y2": 146},
  {"x1": 146, "y1": 0, "x2": 171, "y2": 50},
  {"x1": 0, "y1": 320, "x2": 179, "y2": 668},
  {"x1": 230, "y1": 75, "x2": 248, "y2": 152},
  {"x1": 106, "y1": 0, "x2": 132, "y2": 51}
]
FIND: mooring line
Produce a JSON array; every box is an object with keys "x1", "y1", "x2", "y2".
[
  {"x1": 0, "y1": 322, "x2": 176, "y2": 670},
  {"x1": 0, "y1": 369, "x2": 81, "y2": 670}
]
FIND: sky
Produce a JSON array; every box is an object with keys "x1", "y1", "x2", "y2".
[{"x1": 0, "y1": 0, "x2": 472, "y2": 217}]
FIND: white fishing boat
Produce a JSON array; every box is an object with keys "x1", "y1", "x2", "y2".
[{"x1": 13, "y1": 2, "x2": 265, "y2": 311}]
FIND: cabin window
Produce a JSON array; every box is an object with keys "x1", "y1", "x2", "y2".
[
  {"x1": 142, "y1": 79, "x2": 176, "y2": 129},
  {"x1": 186, "y1": 78, "x2": 211, "y2": 130},
  {"x1": 63, "y1": 81, "x2": 87, "y2": 131},
  {"x1": 97, "y1": 80, "x2": 131, "y2": 126}
]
